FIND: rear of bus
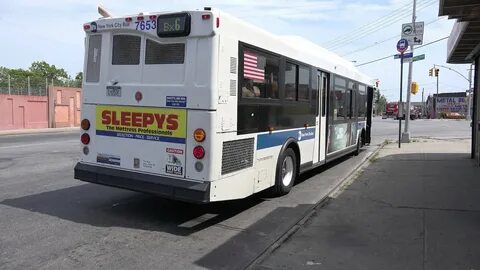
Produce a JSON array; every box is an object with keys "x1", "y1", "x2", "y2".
[{"x1": 74, "y1": 10, "x2": 220, "y2": 203}]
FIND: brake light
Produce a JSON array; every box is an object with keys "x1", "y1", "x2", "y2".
[
  {"x1": 193, "y1": 146, "x2": 205, "y2": 159},
  {"x1": 81, "y1": 119, "x2": 90, "y2": 130},
  {"x1": 83, "y1": 24, "x2": 91, "y2": 31},
  {"x1": 81, "y1": 133, "x2": 90, "y2": 145},
  {"x1": 193, "y1": 128, "x2": 206, "y2": 142}
]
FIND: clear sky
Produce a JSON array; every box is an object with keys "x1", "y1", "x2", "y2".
[{"x1": 0, "y1": 0, "x2": 473, "y2": 102}]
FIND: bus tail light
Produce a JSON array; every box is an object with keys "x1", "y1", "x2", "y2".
[
  {"x1": 81, "y1": 133, "x2": 90, "y2": 145},
  {"x1": 125, "y1": 17, "x2": 132, "y2": 22},
  {"x1": 216, "y1": 17, "x2": 220, "y2": 28},
  {"x1": 193, "y1": 128, "x2": 206, "y2": 142},
  {"x1": 137, "y1": 16, "x2": 144, "y2": 21},
  {"x1": 81, "y1": 119, "x2": 90, "y2": 130},
  {"x1": 202, "y1": 14, "x2": 211, "y2": 20},
  {"x1": 193, "y1": 146, "x2": 205, "y2": 159}
]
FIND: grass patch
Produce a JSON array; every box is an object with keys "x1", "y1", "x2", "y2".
[{"x1": 369, "y1": 151, "x2": 380, "y2": 163}]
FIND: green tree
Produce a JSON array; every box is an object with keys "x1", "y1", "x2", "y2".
[
  {"x1": 29, "y1": 61, "x2": 70, "y2": 84},
  {"x1": 74, "y1": 72, "x2": 83, "y2": 87},
  {"x1": 374, "y1": 88, "x2": 387, "y2": 115}
]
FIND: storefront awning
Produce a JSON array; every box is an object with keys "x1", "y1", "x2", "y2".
[{"x1": 439, "y1": 0, "x2": 480, "y2": 63}]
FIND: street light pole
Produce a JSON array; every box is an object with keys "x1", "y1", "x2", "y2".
[
  {"x1": 402, "y1": 0, "x2": 416, "y2": 143},
  {"x1": 467, "y1": 64, "x2": 474, "y2": 121}
]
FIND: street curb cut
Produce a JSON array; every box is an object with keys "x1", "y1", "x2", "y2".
[
  {"x1": 245, "y1": 141, "x2": 387, "y2": 270},
  {"x1": 0, "y1": 127, "x2": 79, "y2": 136}
]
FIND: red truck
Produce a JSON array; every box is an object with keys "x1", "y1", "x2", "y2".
[
  {"x1": 383, "y1": 102, "x2": 398, "y2": 119},
  {"x1": 383, "y1": 102, "x2": 418, "y2": 120}
]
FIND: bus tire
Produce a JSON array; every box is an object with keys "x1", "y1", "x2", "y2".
[{"x1": 273, "y1": 148, "x2": 297, "y2": 196}]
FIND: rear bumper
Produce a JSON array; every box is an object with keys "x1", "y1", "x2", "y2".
[{"x1": 74, "y1": 162, "x2": 210, "y2": 203}]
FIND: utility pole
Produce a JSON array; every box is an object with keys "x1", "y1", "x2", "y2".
[
  {"x1": 402, "y1": 0, "x2": 416, "y2": 143},
  {"x1": 467, "y1": 64, "x2": 474, "y2": 121},
  {"x1": 422, "y1": 87, "x2": 424, "y2": 117}
]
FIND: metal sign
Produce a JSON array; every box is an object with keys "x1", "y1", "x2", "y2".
[
  {"x1": 412, "y1": 54, "x2": 426, "y2": 62},
  {"x1": 394, "y1": 52, "x2": 413, "y2": 59},
  {"x1": 401, "y1": 22, "x2": 424, "y2": 45},
  {"x1": 396, "y1": 39, "x2": 409, "y2": 53}
]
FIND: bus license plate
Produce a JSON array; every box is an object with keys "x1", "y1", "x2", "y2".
[{"x1": 106, "y1": 86, "x2": 121, "y2": 97}]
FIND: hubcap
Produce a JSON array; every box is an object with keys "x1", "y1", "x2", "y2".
[{"x1": 281, "y1": 156, "x2": 294, "y2": 186}]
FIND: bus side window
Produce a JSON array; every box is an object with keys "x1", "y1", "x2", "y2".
[
  {"x1": 284, "y1": 62, "x2": 297, "y2": 100},
  {"x1": 241, "y1": 49, "x2": 279, "y2": 99},
  {"x1": 322, "y1": 76, "x2": 327, "y2": 117}
]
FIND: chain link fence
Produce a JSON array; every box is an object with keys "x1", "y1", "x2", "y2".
[{"x1": 0, "y1": 75, "x2": 81, "y2": 96}]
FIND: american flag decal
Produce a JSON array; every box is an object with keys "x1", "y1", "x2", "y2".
[{"x1": 244, "y1": 52, "x2": 265, "y2": 81}]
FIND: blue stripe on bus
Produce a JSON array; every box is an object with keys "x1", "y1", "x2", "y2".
[
  {"x1": 96, "y1": 130, "x2": 186, "y2": 144},
  {"x1": 257, "y1": 127, "x2": 316, "y2": 150}
]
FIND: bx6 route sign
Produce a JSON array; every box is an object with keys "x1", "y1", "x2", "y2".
[{"x1": 396, "y1": 39, "x2": 409, "y2": 54}]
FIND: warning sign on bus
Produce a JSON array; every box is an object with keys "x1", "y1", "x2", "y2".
[{"x1": 95, "y1": 105, "x2": 187, "y2": 144}]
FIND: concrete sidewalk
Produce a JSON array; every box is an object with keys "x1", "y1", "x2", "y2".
[
  {"x1": 255, "y1": 138, "x2": 480, "y2": 270},
  {"x1": 0, "y1": 127, "x2": 79, "y2": 136}
]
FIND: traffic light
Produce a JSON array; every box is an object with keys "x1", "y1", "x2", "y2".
[
  {"x1": 428, "y1": 68, "x2": 433, "y2": 76},
  {"x1": 411, "y1": 81, "x2": 419, "y2": 95},
  {"x1": 435, "y1": 68, "x2": 439, "y2": 77}
]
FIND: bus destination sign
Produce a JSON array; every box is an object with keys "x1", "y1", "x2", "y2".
[{"x1": 157, "y1": 13, "x2": 191, "y2": 37}]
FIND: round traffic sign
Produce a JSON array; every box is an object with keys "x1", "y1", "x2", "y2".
[
  {"x1": 397, "y1": 39, "x2": 409, "y2": 53},
  {"x1": 402, "y1": 25, "x2": 413, "y2": 35}
]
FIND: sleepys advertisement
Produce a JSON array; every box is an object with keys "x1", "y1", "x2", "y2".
[{"x1": 96, "y1": 105, "x2": 187, "y2": 144}]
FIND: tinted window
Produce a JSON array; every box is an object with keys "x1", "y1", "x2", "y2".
[
  {"x1": 298, "y1": 66, "x2": 310, "y2": 101},
  {"x1": 333, "y1": 87, "x2": 345, "y2": 120},
  {"x1": 145, "y1": 40, "x2": 185, "y2": 64},
  {"x1": 112, "y1": 35, "x2": 141, "y2": 65},
  {"x1": 335, "y1": 77, "x2": 346, "y2": 87},
  {"x1": 86, "y1": 35, "x2": 102, "y2": 83},
  {"x1": 284, "y1": 62, "x2": 296, "y2": 100},
  {"x1": 241, "y1": 49, "x2": 279, "y2": 99},
  {"x1": 358, "y1": 84, "x2": 367, "y2": 118}
]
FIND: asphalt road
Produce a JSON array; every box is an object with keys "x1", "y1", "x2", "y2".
[
  {"x1": 0, "y1": 119, "x2": 471, "y2": 269},
  {"x1": 371, "y1": 117, "x2": 471, "y2": 145},
  {"x1": 0, "y1": 130, "x2": 377, "y2": 269}
]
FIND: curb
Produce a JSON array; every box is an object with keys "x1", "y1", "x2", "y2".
[
  {"x1": 245, "y1": 141, "x2": 387, "y2": 269},
  {"x1": 0, "y1": 127, "x2": 79, "y2": 136}
]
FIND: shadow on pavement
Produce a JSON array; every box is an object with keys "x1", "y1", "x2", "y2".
[
  {"x1": 194, "y1": 203, "x2": 315, "y2": 270},
  {"x1": 254, "y1": 152, "x2": 480, "y2": 270},
  {"x1": 1, "y1": 183, "x2": 264, "y2": 236}
]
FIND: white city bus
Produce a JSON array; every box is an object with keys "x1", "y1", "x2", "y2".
[{"x1": 75, "y1": 8, "x2": 374, "y2": 203}]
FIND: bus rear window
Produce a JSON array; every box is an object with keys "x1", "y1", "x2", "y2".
[
  {"x1": 145, "y1": 40, "x2": 185, "y2": 64},
  {"x1": 112, "y1": 35, "x2": 141, "y2": 65}
]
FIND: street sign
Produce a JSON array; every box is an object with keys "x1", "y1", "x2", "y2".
[
  {"x1": 412, "y1": 54, "x2": 426, "y2": 62},
  {"x1": 401, "y1": 22, "x2": 424, "y2": 45},
  {"x1": 394, "y1": 52, "x2": 413, "y2": 59},
  {"x1": 396, "y1": 39, "x2": 409, "y2": 53}
]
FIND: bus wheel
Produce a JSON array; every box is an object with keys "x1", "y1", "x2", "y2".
[{"x1": 273, "y1": 148, "x2": 297, "y2": 196}]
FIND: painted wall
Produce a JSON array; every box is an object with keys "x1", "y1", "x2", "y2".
[
  {"x1": 0, "y1": 87, "x2": 82, "y2": 130},
  {"x1": 48, "y1": 86, "x2": 82, "y2": 128},
  {"x1": 0, "y1": 95, "x2": 48, "y2": 130}
]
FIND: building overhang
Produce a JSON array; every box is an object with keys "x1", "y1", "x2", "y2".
[{"x1": 439, "y1": 0, "x2": 480, "y2": 63}]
